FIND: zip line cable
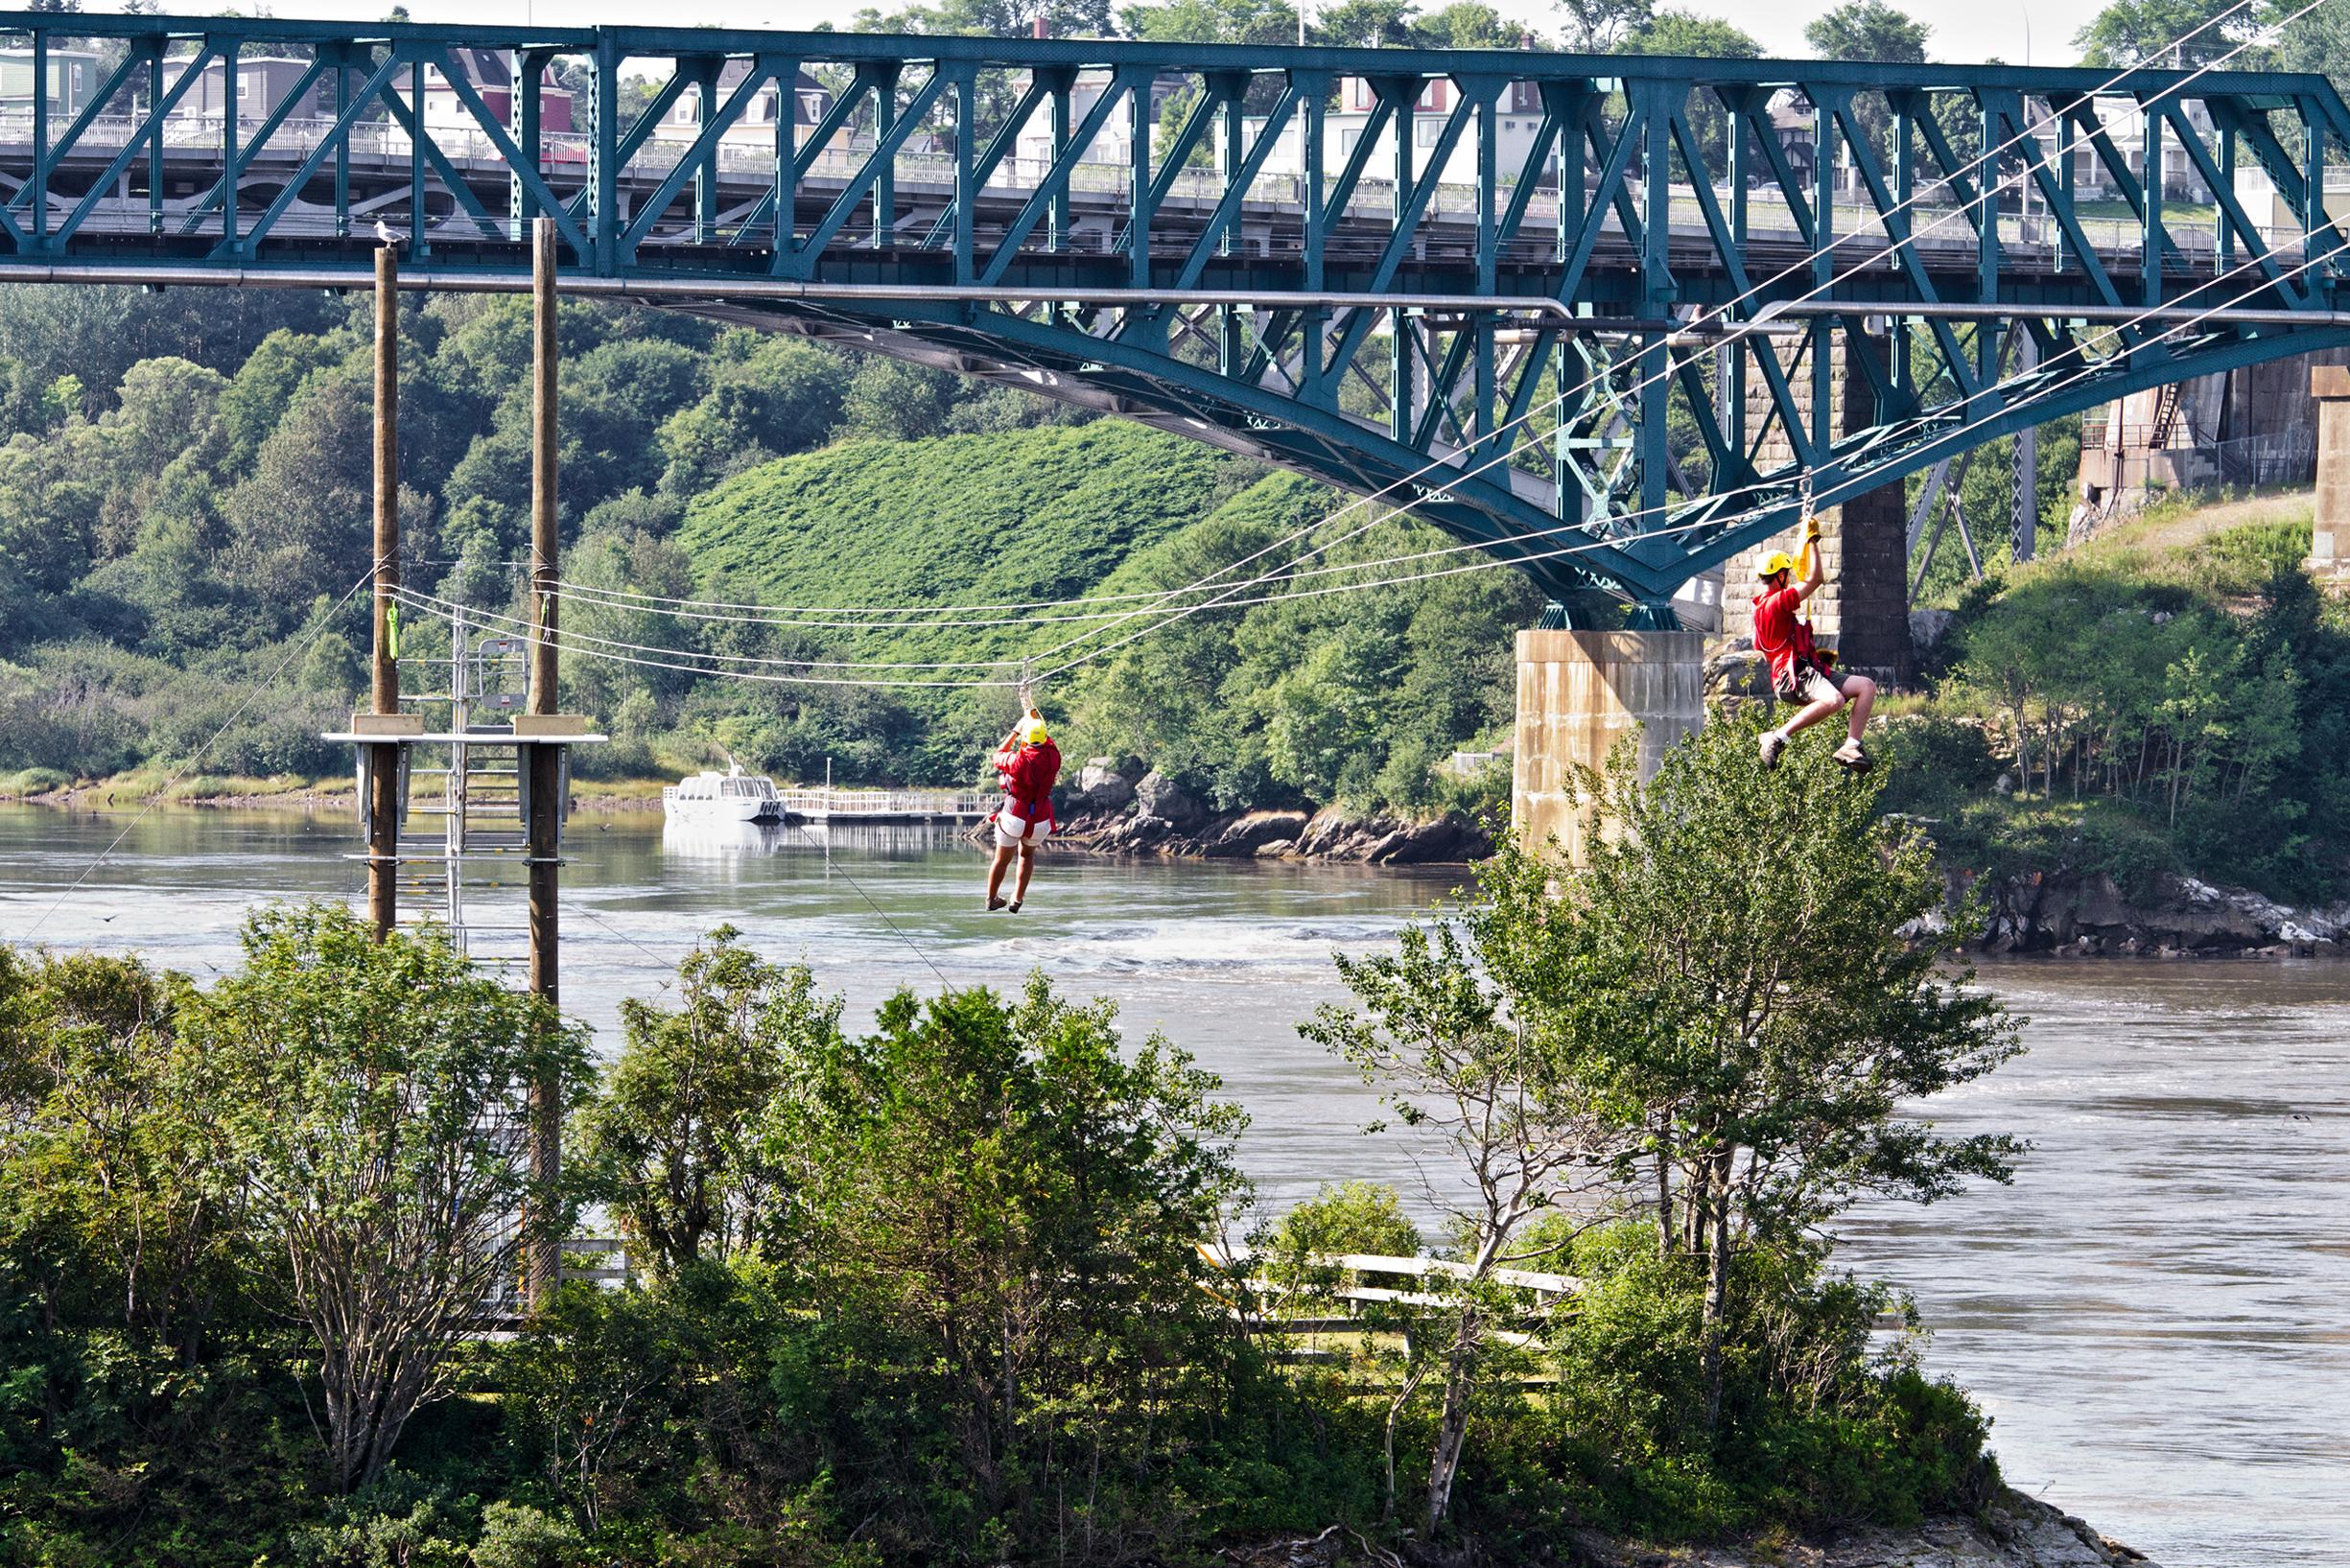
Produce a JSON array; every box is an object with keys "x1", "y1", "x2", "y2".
[
  {"x1": 547, "y1": 0, "x2": 2291, "y2": 635},
  {"x1": 12, "y1": 558, "x2": 387, "y2": 946},
  {"x1": 780, "y1": 815, "x2": 955, "y2": 990},
  {"x1": 391, "y1": 586, "x2": 1028, "y2": 671},
  {"x1": 400, "y1": 228, "x2": 2350, "y2": 693},
  {"x1": 391, "y1": 588, "x2": 1027, "y2": 687},
  {"x1": 1031, "y1": 233, "x2": 2350, "y2": 680}
]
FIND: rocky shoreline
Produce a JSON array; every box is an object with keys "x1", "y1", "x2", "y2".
[
  {"x1": 1223, "y1": 1491, "x2": 2150, "y2": 1568},
  {"x1": 1039, "y1": 757, "x2": 1492, "y2": 865},
  {"x1": 1563, "y1": 1488, "x2": 2153, "y2": 1567},
  {"x1": 1951, "y1": 866, "x2": 2350, "y2": 958},
  {"x1": 14, "y1": 768, "x2": 2347, "y2": 956},
  {"x1": 1047, "y1": 759, "x2": 2350, "y2": 956}
]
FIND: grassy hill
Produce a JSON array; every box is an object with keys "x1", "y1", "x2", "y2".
[
  {"x1": 646, "y1": 424, "x2": 1535, "y2": 807},
  {"x1": 673, "y1": 423, "x2": 1260, "y2": 669}
]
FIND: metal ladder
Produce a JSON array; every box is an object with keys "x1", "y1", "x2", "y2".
[{"x1": 391, "y1": 607, "x2": 532, "y2": 965}]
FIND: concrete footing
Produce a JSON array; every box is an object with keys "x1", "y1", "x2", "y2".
[{"x1": 1511, "y1": 629, "x2": 1706, "y2": 862}]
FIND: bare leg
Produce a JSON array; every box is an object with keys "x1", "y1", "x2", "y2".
[
  {"x1": 1841, "y1": 674, "x2": 1878, "y2": 740},
  {"x1": 986, "y1": 843, "x2": 1016, "y2": 904},
  {"x1": 1777, "y1": 692, "x2": 1846, "y2": 737},
  {"x1": 1011, "y1": 843, "x2": 1038, "y2": 906}
]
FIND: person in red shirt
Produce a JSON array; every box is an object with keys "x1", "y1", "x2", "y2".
[
  {"x1": 985, "y1": 709, "x2": 1062, "y2": 912},
  {"x1": 1752, "y1": 516, "x2": 1878, "y2": 772}
]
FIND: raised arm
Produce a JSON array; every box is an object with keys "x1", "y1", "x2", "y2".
[{"x1": 1793, "y1": 514, "x2": 1826, "y2": 604}]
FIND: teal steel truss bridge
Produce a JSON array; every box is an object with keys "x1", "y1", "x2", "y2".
[{"x1": 6, "y1": 12, "x2": 2350, "y2": 617}]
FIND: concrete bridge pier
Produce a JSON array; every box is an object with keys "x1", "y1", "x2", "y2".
[
  {"x1": 1511, "y1": 629, "x2": 1707, "y2": 863},
  {"x1": 2312, "y1": 366, "x2": 2350, "y2": 584}
]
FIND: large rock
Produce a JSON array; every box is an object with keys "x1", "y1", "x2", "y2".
[
  {"x1": 1705, "y1": 646, "x2": 1774, "y2": 704},
  {"x1": 1073, "y1": 757, "x2": 1135, "y2": 811},
  {"x1": 1134, "y1": 770, "x2": 1206, "y2": 831},
  {"x1": 1094, "y1": 813, "x2": 1174, "y2": 853},
  {"x1": 1365, "y1": 814, "x2": 1490, "y2": 864},
  {"x1": 1199, "y1": 809, "x2": 1309, "y2": 857}
]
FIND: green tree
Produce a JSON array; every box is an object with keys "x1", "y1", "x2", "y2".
[
  {"x1": 1306, "y1": 0, "x2": 1421, "y2": 45},
  {"x1": 655, "y1": 334, "x2": 849, "y2": 498},
  {"x1": 1803, "y1": 0, "x2": 1929, "y2": 61},
  {"x1": 222, "y1": 370, "x2": 380, "y2": 627},
  {"x1": 179, "y1": 904, "x2": 591, "y2": 1489},
  {"x1": 836, "y1": 355, "x2": 966, "y2": 442},
  {"x1": 1804, "y1": 1, "x2": 1931, "y2": 179},
  {"x1": 1306, "y1": 842, "x2": 1637, "y2": 1534},
  {"x1": 1120, "y1": 0, "x2": 1299, "y2": 43},
  {"x1": 794, "y1": 977, "x2": 1250, "y2": 1548},
  {"x1": 2075, "y1": 0, "x2": 2262, "y2": 67},
  {"x1": 1559, "y1": 713, "x2": 2022, "y2": 1428},
  {"x1": 1558, "y1": 0, "x2": 1651, "y2": 51},
  {"x1": 217, "y1": 327, "x2": 348, "y2": 469},
  {"x1": 1625, "y1": 7, "x2": 1760, "y2": 58},
  {"x1": 574, "y1": 927, "x2": 845, "y2": 1276}
]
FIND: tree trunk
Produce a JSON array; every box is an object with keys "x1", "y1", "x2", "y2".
[
  {"x1": 1656, "y1": 1148, "x2": 1675, "y2": 1260},
  {"x1": 1382, "y1": 1361, "x2": 1430, "y2": 1521},
  {"x1": 1699, "y1": 1182, "x2": 1733, "y2": 1435},
  {"x1": 1423, "y1": 1310, "x2": 1479, "y2": 1537}
]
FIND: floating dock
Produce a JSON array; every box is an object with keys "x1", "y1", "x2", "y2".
[{"x1": 780, "y1": 788, "x2": 990, "y2": 825}]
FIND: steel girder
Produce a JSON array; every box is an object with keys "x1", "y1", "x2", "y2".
[{"x1": 7, "y1": 12, "x2": 2350, "y2": 613}]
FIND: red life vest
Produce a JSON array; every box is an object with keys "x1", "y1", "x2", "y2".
[{"x1": 994, "y1": 738, "x2": 1062, "y2": 831}]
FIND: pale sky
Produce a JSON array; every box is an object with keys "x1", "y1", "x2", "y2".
[{"x1": 55, "y1": 0, "x2": 2117, "y2": 67}]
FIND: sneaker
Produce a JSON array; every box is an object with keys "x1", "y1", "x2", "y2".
[
  {"x1": 987, "y1": 896, "x2": 1009, "y2": 911},
  {"x1": 1832, "y1": 740, "x2": 1873, "y2": 774},
  {"x1": 1759, "y1": 731, "x2": 1788, "y2": 770},
  {"x1": 1007, "y1": 900, "x2": 1022, "y2": 914}
]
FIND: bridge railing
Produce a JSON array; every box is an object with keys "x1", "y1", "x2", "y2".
[{"x1": 2, "y1": 105, "x2": 2269, "y2": 263}]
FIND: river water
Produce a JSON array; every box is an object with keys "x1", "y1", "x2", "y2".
[{"x1": 1, "y1": 805, "x2": 2343, "y2": 1568}]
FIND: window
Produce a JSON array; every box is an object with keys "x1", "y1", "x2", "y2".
[
  {"x1": 1339, "y1": 128, "x2": 1361, "y2": 155},
  {"x1": 1416, "y1": 119, "x2": 1441, "y2": 147}
]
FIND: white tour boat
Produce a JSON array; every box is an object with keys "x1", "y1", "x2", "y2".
[{"x1": 662, "y1": 761, "x2": 784, "y2": 823}]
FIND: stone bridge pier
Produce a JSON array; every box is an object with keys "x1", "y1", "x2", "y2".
[{"x1": 2312, "y1": 365, "x2": 2350, "y2": 583}]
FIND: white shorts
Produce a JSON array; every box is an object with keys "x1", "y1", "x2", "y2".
[{"x1": 995, "y1": 807, "x2": 1051, "y2": 848}]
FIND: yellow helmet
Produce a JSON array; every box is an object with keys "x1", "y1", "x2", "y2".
[
  {"x1": 1020, "y1": 714, "x2": 1050, "y2": 744},
  {"x1": 1758, "y1": 550, "x2": 1798, "y2": 579}
]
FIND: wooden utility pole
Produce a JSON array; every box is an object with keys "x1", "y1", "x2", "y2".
[
  {"x1": 524, "y1": 216, "x2": 563, "y2": 1309},
  {"x1": 367, "y1": 244, "x2": 401, "y2": 941}
]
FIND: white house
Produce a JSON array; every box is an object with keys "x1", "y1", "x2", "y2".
[{"x1": 653, "y1": 59, "x2": 835, "y2": 152}]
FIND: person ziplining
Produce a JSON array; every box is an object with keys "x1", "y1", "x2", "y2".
[
  {"x1": 1753, "y1": 511, "x2": 1878, "y2": 774},
  {"x1": 985, "y1": 709, "x2": 1061, "y2": 912}
]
